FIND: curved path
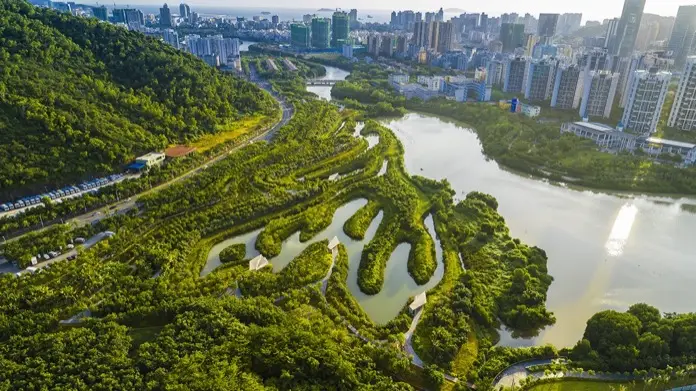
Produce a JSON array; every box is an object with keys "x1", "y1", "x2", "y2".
[{"x1": 3, "y1": 78, "x2": 293, "y2": 270}]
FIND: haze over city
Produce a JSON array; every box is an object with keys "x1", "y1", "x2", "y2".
[{"x1": 113, "y1": 0, "x2": 686, "y2": 21}]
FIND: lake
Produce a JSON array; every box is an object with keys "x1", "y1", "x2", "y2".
[{"x1": 385, "y1": 113, "x2": 696, "y2": 348}]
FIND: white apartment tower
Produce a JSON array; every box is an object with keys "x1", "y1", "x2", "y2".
[
  {"x1": 668, "y1": 56, "x2": 696, "y2": 131},
  {"x1": 621, "y1": 69, "x2": 671, "y2": 134}
]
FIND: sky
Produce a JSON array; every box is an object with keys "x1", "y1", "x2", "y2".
[{"x1": 139, "y1": 0, "x2": 690, "y2": 21}]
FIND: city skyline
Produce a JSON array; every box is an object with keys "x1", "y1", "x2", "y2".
[{"x1": 107, "y1": 0, "x2": 686, "y2": 21}]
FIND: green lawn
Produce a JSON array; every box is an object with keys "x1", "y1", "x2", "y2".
[{"x1": 527, "y1": 379, "x2": 696, "y2": 391}]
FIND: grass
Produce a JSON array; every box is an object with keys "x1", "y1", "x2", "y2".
[
  {"x1": 192, "y1": 114, "x2": 267, "y2": 152},
  {"x1": 526, "y1": 378, "x2": 696, "y2": 391},
  {"x1": 451, "y1": 329, "x2": 478, "y2": 378}
]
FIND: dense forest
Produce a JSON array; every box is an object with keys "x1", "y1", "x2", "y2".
[{"x1": 0, "y1": 0, "x2": 277, "y2": 199}]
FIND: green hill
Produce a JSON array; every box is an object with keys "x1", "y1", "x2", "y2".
[{"x1": 0, "y1": 0, "x2": 277, "y2": 199}]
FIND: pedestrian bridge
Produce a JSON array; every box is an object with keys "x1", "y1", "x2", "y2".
[{"x1": 305, "y1": 79, "x2": 342, "y2": 86}]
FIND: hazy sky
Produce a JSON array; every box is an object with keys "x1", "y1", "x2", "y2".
[{"x1": 171, "y1": 0, "x2": 689, "y2": 21}]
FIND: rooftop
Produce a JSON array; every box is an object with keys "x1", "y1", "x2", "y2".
[
  {"x1": 165, "y1": 145, "x2": 197, "y2": 158},
  {"x1": 573, "y1": 121, "x2": 616, "y2": 133},
  {"x1": 328, "y1": 236, "x2": 340, "y2": 250},
  {"x1": 645, "y1": 137, "x2": 696, "y2": 149},
  {"x1": 409, "y1": 292, "x2": 427, "y2": 311},
  {"x1": 249, "y1": 255, "x2": 269, "y2": 271}
]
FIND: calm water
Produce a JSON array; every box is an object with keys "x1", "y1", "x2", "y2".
[
  {"x1": 202, "y1": 179, "x2": 445, "y2": 324},
  {"x1": 385, "y1": 113, "x2": 696, "y2": 348},
  {"x1": 306, "y1": 66, "x2": 350, "y2": 101}
]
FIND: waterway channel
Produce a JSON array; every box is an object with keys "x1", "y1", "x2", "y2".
[
  {"x1": 201, "y1": 197, "x2": 445, "y2": 324},
  {"x1": 221, "y1": 64, "x2": 696, "y2": 347}
]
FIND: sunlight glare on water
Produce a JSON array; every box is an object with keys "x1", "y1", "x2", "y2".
[{"x1": 604, "y1": 203, "x2": 639, "y2": 257}]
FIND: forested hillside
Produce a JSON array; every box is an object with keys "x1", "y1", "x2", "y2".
[{"x1": 0, "y1": 0, "x2": 277, "y2": 198}]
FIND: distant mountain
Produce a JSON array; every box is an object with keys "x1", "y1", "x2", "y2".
[
  {"x1": 444, "y1": 8, "x2": 465, "y2": 13},
  {"x1": 0, "y1": 0, "x2": 276, "y2": 199},
  {"x1": 317, "y1": 8, "x2": 334, "y2": 12}
]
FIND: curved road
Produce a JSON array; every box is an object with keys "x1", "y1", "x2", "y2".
[{"x1": 2, "y1": 80, "x2": 293, "y2": 271}]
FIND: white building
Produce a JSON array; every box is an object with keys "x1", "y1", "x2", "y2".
[
  {"x1": 621, "y1": 69, "x2": 672, "y2": 134},
  {"x1": 388, "y1": 73, "x2": 409, "y2": 85},
  {"x1": 135, "y1": 152, "x2": 166, "y2": 169},
  {"x1": 561, "y1": 121, "x2": 635, "y2": 150},
  {"x1": 416, "y1": 75, "x2": 444, "y2": 91},
  {"x1": 636, "y1": 138, "x2": 696, "y2": 165},
  {"x1": 668, "y1": 56, "x2": 696, "y2": 131},
  {"x1": 249, "y1": 255, "x2": 269, "y2": 271},
  {"x1": 409, "y1": 292, "x2": 427, "y2": 314},
  {"x1": 328, "y1": 236, "x2": 340, "y2": 250},
  {"x1": 579, "y1": 71, "x2": 620, "y2": 119}
]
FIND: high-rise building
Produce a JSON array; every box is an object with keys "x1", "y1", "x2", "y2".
[
  {"x1": 92, "y1": 5, "x2": 107, "y2": 21},
  {"x1": 551, "y1": 64, "x2": 581, "y2": 109},
  {"x1": 113, "y1": 8, "x2": 143, "y2": 30},
  {"x1": 396, "y1": 35, "x2": 408, "y2": 55},
  {"x1": 291, "y1": 24, "x2": 310, "y2": 48},
  {"x1": 367, "y1": 35, "x2": 381, "y2": 57},
  {"x1": 480, "y1": 13, "x2": 489, "y2": 33},
  {"x1": 669, "y1": 56, "x2": 696, "y2": 131},
  {"x1": 436, "y1": 8, "x2": 444, "y2": 23},
  {"x1": 272, "y1": 15, "x2": 279, "y2": 25},
  {"x1": 525, "y1": 59, "x2": 555, "y2": 101},
  {"x1": 605, "y1": 18, "x2": 620, "y2": 49},
  {"x1": 311, "y1": 18, "x2": 331, "y2": 49},
  {"x1": 429, "y1": 21, "x2": 440, "y2": 52},
  {"x1": 621, "y1": 69, "x2": 671, "y2": 133},
  {"x1": 349, "y1": 9, "x2": 357, "y2": 22},
  {"x1": 558, "y1": 13, "x2": 582, "y2": 35},
  {"x1": 635, "y1": 21, "x2": 659, "y2": 51},
  {"x1": 579, "y1": 71, "x2": 620, "y2": 119},
  {"x1": 668, "y1": 6, "x2": 696, "y2": 67},
  {"x1": 500, "y1": 23, "x2": 525, "y2": 53},
  {"x1": 538, "y1": 13, "x2": 559, "y2": 38},
  {"x1": 437, "y1": 21, "x2": 453, "y2": 53},
  {"x1": 380, "y1": 36, "x2": 394, "y2": 57},
  {"x1": 332, "y1": 11, "x2": 350, "y2": 47},
  {"x1": 189, "y1": 11, "x2": 198, "y2": 24},
  {"x1": 303, "y1": 14, "x2": 313, "y2": 23},
  {"x1": 159, "y1": 3, "x2": 172, "y2": 27},
  {"x1": 179, "y1": 3, "x2": 190, "y2": 22},
  {"x1": 486, "y1": 60, "x2": 505, "y2": 86},
  {"x1": 413, "y1": 21, "x2": 432, "y2": 49},
  {"x1": 609, "y1": 0, "x2": 646, "y2": 56},
  {"x1": 503, "y1": 57, "x2": 529, "y2": 94},
  {"x1": 162, "y1": 29, "x2": 179, "y2": 49}
]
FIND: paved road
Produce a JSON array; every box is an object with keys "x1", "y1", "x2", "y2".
[
  {"x1": 3, "y1": 79, "x2": 293, "y2": 246},
  {"x1": 10, "y1": 232, "x2": 110, "y2": 276}
]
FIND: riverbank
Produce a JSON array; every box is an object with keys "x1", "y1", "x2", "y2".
[{"x1": 329, "y1": 71, "x2": 696, "y2": 196}]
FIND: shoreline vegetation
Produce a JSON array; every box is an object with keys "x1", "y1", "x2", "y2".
[
  {"x1": 322, "y1": 60, "x2": 696, "y2": 197},
  {"x1": 2, "y1": 14, "x2": 696, "y2": 390}
]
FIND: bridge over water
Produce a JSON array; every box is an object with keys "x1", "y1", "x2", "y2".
[{"x1": 305, "y1": 79, "x2": 342, "y2": 86}]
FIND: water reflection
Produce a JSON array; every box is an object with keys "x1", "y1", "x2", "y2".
[
  {"x1": 383, "y1": 113, "x2": 696, "y2": 347},
  {"x1": 605, "y1": 203, "x2": 638, "y2": 257},
  {"x1": 201, "y1": 200, "x2": 445, "y2": 324}
]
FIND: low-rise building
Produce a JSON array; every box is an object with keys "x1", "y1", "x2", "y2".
[
  {"x1": 521, "y1": 103, "x2": 541, "y2": 117},
  {"x1": 129, "y1": 152, "x2": 165, "y2": 171},
  {"x1": 388, "y1": 73, "x2": 409, "y2": 86},
  {"x1": 561, "y1": 121, "x2": 635, "y2": 150},
  {"x1": 636, "y1": 138, "x2": 696, "y2": 165}
]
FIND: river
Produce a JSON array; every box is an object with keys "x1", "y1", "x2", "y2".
[
  {"x1": 385, "y1": 113, "x2": 696, "y2": 348},
  {"x1": 218, "y1": 64, "x2": 696, "y2": 347},
  {"x1": 306, "y1": 65, "x2": 350, "y2": 101}
]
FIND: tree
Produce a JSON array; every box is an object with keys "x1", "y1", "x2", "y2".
[
  {"x1": 583, "y1": 311, "x2": 641, "y2": 356},
  {"x1": 628, "y1": 303, "x2": 661, "y2": 330}
]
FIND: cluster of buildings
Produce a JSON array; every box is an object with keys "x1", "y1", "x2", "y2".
[
  {"x1": 389, "y1": 72, "x2": 491, "y2": 103},
  {"x1": 290, "y1": 11, "x2": 352, "y2": 52},
  {"x1": 184, "y1": 35, "x2": 241, "y2": 68},
  {"x1": 562, "y1": 121, "x2": 696, "y2": 165}
]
